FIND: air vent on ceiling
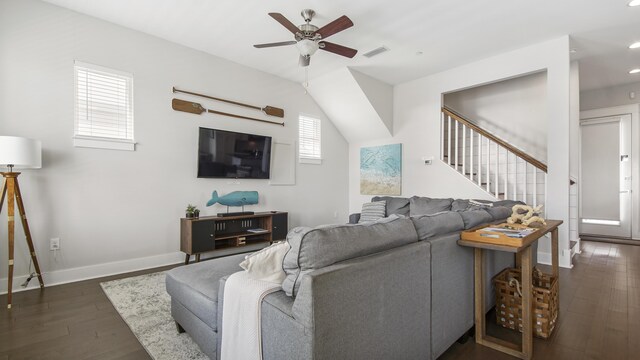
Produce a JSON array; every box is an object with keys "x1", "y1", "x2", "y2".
[{"x1": 362, "y1": 46, "x2": 389, "y2": 58}]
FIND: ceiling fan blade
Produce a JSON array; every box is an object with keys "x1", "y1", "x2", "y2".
[
  {"x1": 320, "y1": 41, "x2": 358, "y2": 58},
  {"x1": 254, "y1": 41, "x2": 297, "y2": 48},
  {"x1": 299, "y1": 55, "x2": 310, "y2": 67},
  {"x1": 316, "y1": 15, "x2": 353, "y2": 39},
  {"x1": 268, "y1": 13, "x2": 300, "y2": 35}
]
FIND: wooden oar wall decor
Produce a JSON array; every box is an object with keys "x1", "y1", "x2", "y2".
[
  {"x1": 172, "y1": 87, "x2": 285, "y2": 126},
  {"x1": 172, "y1": 98, "x2": 285, "y2": 126}
]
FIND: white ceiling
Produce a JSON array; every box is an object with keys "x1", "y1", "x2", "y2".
[
  {"x1": 572, "y1": 23, "x2": 640, "y2": 91},
  {"x1": 43, "y1": 0, "x2": 640, "y2": 88}
]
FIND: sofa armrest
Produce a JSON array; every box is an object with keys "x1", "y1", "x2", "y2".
[
  {"x1": 348, "y1": 213, "x2": 361, "y2": 224},
  {"x1": 290, "y1": 241, "x2": 431, "y2": 360}
]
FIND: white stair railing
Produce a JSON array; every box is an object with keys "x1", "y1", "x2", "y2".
[{"x1": 441, "y1": 107, "x2": 547, "y2": 204}]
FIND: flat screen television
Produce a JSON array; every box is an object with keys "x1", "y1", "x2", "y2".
[{"x1": 197, "y1": 127, "x2": 272, "y2": 179}]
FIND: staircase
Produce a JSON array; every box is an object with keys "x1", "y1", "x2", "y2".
[{"x1": 441, "y1": 107, "x2": 546, "y2": 206}]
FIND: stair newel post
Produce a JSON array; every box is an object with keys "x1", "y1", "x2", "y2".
[{"x1": 470, "y1": 129, "x2": 474, "y2": 183}]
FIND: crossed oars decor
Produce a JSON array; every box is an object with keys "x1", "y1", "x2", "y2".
[{"x1": 172, "y1": 87, "x2": 285, "y2": 126}]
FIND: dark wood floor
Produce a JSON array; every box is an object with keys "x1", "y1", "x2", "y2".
[
  {"x1": 0, "y1": 241, "x2": 638, "y2": 359},
  {"x1": 0, "y1": 265, "x2": 179, "y2": 360}
]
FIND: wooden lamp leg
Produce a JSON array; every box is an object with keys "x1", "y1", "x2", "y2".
[
  {"x1": 0, "y1": 178, "x2": 6, "y2": 213},
  {"x1": 14, "y1": 179, "x2": 44, "y2": 288},
  {"x1": 6, "y1": 176, "x2": 16, "y2": 309},
  {"x1": 1, "y1": 173, "x2": 46, "y2": 309}
]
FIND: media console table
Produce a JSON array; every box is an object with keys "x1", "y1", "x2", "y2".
[{"x1": 180, "y1": 211, "x2": 288, "y2": 264}]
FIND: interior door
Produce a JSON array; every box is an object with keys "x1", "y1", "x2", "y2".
[{"x1": 580, "y1": 115, "x2": 632, "y2": 238}]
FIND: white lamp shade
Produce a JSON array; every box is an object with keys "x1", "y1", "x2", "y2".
[
  {"x1": 0, "y1": 136, "x2": 42, "y2": 169},
  {"x1": 295, "y1": 39, "x2": 319, "y2": 56}
]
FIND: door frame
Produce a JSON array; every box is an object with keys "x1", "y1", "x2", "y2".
[
  {"x1": 580, "y1": 104, "x2": 640, "y2": 240},
  {"x1": 579, "y1": 115, "x2": 631, "y2": 238}
]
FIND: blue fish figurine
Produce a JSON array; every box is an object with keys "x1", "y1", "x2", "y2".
[{"x1": 206, "y1": 191, "x2": 259, "y2": 207}]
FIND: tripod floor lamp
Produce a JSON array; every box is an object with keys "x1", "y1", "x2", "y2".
[{"x1": 0, "y1": 136, "x2": 44, "y2": 309}]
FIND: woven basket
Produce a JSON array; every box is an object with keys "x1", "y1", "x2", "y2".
[{"x1": 493, "y1": 267, "x2": 559, "y2": 339}]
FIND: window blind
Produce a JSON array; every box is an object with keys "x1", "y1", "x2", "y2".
[
  {"x1": 299, "y1": 115, "x2": 321, "y2": 160},
  {"x1": 74, "y1": 62, "x2": 134, "y2": 141}
]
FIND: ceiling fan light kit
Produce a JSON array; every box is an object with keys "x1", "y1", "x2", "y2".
[{"x1": 254, "y1": 9, "x2": 357, "y2": 67}]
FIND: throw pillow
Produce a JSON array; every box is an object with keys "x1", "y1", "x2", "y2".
[
  {"x1": 239, "y1": 241, "x2": 289, "y2": 283},
  {"x1": 371, "y1": 196, "x2": 410, "y2": 216},
  {"x1": 359, "y1": 201, "x2": 386, "y2": 223}
]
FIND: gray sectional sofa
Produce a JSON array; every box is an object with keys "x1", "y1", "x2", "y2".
[{"x1": 166, "y1": 196, "x2": 527, "y2": 360}]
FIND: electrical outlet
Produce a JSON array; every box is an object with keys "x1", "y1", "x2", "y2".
[
  {"x1": 422, "y1": 156, "x2": 434, "y2": 165},
  {"x1": 50, "y1": 238, "x2": 60, "y2": 251}
]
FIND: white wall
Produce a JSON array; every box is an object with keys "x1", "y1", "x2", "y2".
[
  {"x1": 0, "y1": 0, "x2": 349, "y2": 292},
  {"x1": 444, "y1": 72, "x2": 548, "y2": 161},
  {"x1": 349, "y1": 37, "x2": 572, "y2": 268},
  {"x1": 581, "y1": 81, "x2": 640, "y2": 111}
]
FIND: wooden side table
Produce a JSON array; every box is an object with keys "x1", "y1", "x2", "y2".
[{"x1": 458, "y1": 220, "x2": 562, "y2": 360}]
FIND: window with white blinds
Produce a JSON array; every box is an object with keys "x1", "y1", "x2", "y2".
[
  {"x1": 74, "y1": 61, "x2": 135, "y2": 151},
  {"x1": 299, "y1": 114, "x2": 321, "y2": 164}
]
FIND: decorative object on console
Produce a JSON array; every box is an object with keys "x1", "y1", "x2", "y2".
[
  {"x1": 207, "y1": 190, "x2": 259, "y2": 217},
  {"x1": 0, "y1": 136, "x2": 45, "y2": 309},
  {"x1": 507, "y1": 204, "x2": 546, "y2": 227},
  {"x1": 172, "y1": 98, "x2": 284, "y2": 126},
  {"x1": 360, "y1": 143, "x2": 402, "y2": 195},
  {"x1": 253, "y1": 9, "x2": 357, "y2": 67},
  {"x1": 173, "y1": 87, "x2": 284, "y2": 118},
  {"x1": 358, "y1": 200, "x2": 386, "y2": 223},
  {"x1": 185, "y1": 204, "x2": 199, "y2": 218}
]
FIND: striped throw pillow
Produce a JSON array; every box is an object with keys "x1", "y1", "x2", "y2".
[{"x1": 359, "y1": 201, "x2": 387, "y2": 223}]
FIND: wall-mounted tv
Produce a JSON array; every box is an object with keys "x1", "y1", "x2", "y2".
[{"x1": 197, "y1": 127, "x2": 272, "y2": 179}]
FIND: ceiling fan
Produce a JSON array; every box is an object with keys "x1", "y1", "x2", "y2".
[{"x1": 254, "y1": 9, "x2": 357, "y2": 67}]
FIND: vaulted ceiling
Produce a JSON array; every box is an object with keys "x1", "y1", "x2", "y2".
[{"x1": 43, "y1": 0, "x2": 640, "y2": 89}]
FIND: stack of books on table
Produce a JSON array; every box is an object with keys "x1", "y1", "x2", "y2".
[{"x1": 479, "y1": 226, "x2": 537, "y2": 238}]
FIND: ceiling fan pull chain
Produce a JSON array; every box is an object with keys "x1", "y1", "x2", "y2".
[{"x1": 304, "y1": 67, "x2": 309, "y2": 94}]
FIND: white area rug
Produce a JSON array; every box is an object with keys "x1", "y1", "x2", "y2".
[{"x1": 101, "y1": 271, "x2": 209, "y2": 360}]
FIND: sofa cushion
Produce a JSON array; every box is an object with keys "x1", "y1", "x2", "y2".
[
  {"x1": 371, "y1": 196, "x2": 410, "y2": 216},
  {"x1": 359, "y1": 201, "x2": 386, "y2": 223},
  {"x1": 485, "y1": 206, "x2": 513, "y2": 221},
  {"x1": 409, "y1": 197, "x2": 453, "y2": 216},
  {"x1": 451, "y1": 199, "x2": 494, "y2": 212},
  {"x1": 410, "y1": 212, "x2": 465, "y2": 240},
  {"x1": 460, "y1": 209, "x2": 494, "y2": 229},
  {"x1": 165, "y1": 253, "x2": 245, "y2": 330},
  {"x1": 281, "y1": 215, "x2": 418, "y2": 297},
  {"x1": 493, "y1": 200, "x2": 525, "y2": 209}
]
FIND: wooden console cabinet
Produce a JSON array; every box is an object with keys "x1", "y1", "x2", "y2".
[{"x1": 180, "y1": 211, "x2": 288, "y2": 264}]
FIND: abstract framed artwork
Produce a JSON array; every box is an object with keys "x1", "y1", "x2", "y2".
[{"x1": 360, "y1": 143, "x2": 402, "y2": 195}]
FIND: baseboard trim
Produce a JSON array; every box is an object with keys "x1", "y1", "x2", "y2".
[
  {"x1": 0, "y1": 252, "x2": 184, "y2": 295},
  {"x1": 536, "y1": 250, "x2": 573, "y2": 269},
  {"x1": 580, "y1": 235, "x2": 640, "y2": 246}
]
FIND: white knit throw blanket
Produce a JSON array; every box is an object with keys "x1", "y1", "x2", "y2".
[{"x1": 220, "y1": 271, "x2": 280, "y2": 360}]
